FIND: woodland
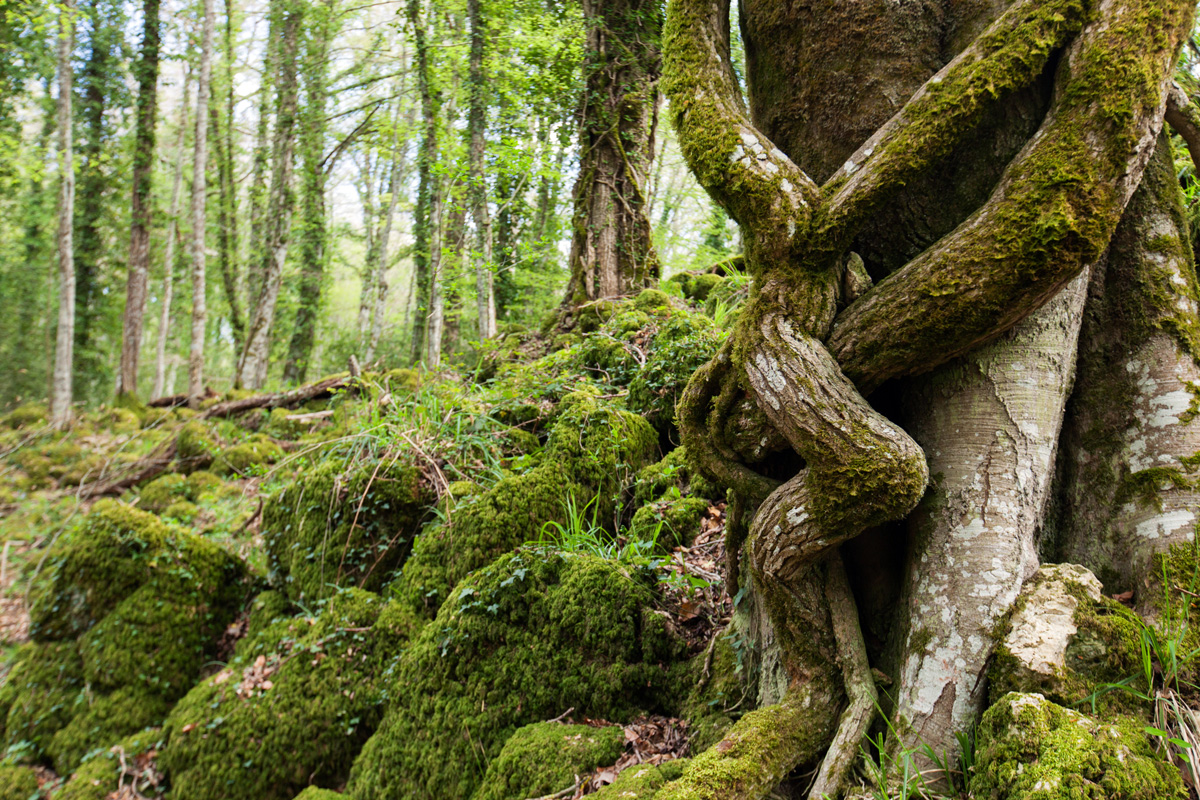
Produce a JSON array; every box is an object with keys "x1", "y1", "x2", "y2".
[{"x1": 4, "y1": 0, "x2": 1200, "y2": 798}]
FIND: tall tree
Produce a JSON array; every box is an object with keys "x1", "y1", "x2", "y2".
[
  {"x1": 237, "y1": 0, "x2": 302, "y2": 389},
  {"x1": 661, "y1": 1, "x2": 1198, "y2": 797},
  {"x1": 408, "y1": 0, "x2": 442, "y2": 367},
  {"x1": 116, "y1": 0, "x2": 162, "y2": 400},
  {"x1": 50, "y1": 0, "x2": 77, "y2": 427},
  {"x1": 153, "y1": 70, "x2": 191, "y2": 399},
  {"x1": 467, "y1": 0, "x2": 494, "y2": 340},
  {"x1": 561, "y1": 0, "x2": 661, "y2": 308},
  {"x1": 282, "y1": 0, "x2": 336, "y2": 384},
  {"x1": 211, "y1": 0, "x2": 245, "y2": 353},
  {"x1": 187, "y1": 0, "x2": 215, "y2": 405}
]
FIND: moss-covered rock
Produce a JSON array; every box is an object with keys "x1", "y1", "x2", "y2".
[
  {"x1": 3, "y1": 403, "x2": 47, "y2": 430},
  {"x1": 989, "y1": 564, "x2": 1144, "y2": 714},
  {"x1": 160, "y1": 589, "x2": 398, "y2": 800},
  {"x1": 243, "y1": 590, "x2": 293, "y2": 646},
  {"x1": 668, "y1": 271, "x2": 724, "y2": 303},
  {"x1": 591, "y1": 759, "x2": 689, "y2": 799},
  {"x1": 348, "y1": 551, "x2": 685, "y2": 800},
  {"x1": 472, "y1": 722, "x2": 624, "y2": 800},
  {"x1": 970, "y1": 692, "x2": 1185, "y2": 799},
  {"x1": 138, "y1": 473, "x2": 190, "y2": 513},
  {"x1": 632, "y1": 448, "x2": 721, "y2": 508},
  {"x1": 0, "y1": 641, "x2": 84, "y2": 759},
  {"x1": 212, "y1": 438, "x2": 284, "y2": 477},
  {"x1": 394, "y1": 393, "x2": 658, "y2": 618},
  {"x1": 294, "y1": 790, "x2": 347, "y2": 800},
  {"x1": 629, "y1": 497, "x2": 710, "y2": 550},
  {"x1": 162, "y1": 499, "x2": 200, "y2": 522},
  {"x1": 677, "y1": 635, "x2": 743, "y2": 754},
  {"x1": 628, "y1": 313, "x2": 724, "y2": 433},
  {"x1": 0, "y1": 763, "x2": 39, "y2": 800},
  {"x1": 45, "y1": 687, "x2": 168, "y2": 774},
  {"x1": 177, "y1": 421, "x2": 219, "y2": 471},
  {"x1": 186, "y1": 470, "x2": 222, "y2": 498},
  {"x1": 263, "y1": 456, "x2": 433, "y2": 603},
  {"x1": 54, "y1": 728, "x2": 161, "y2": 800}
]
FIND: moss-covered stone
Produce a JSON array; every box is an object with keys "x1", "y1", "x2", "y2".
[
  {"x1": 472, "y1": 722, "x2": 624, "y2": 800},
  {"x1": 394, "y1": 394, "x2": 658, "y2": 618},
  {"x1": 591, "y1": 759, "x2": 689, "y2": 799},
  {"x1": 347, "y1": 552, "x2": 685, "y2": 800},
  {"x1": 0, "y1": 641, "x2": 84, "y2": 760},
  {"x1": 3, "y1": 403, "x2": 47, "y2": 430},
  {"x1": 243, "y1": 590, "x2": 293, "y2": 647},
  {"x1": 263, "y1": 455, "x2": 433, "y2": 603},
  {"x1": 0, "y1": 763, "x2": 39, "y2": 800},
  {"x1": 162, "y1": 499, "x2": 200, "y2": 522},
  {"x1": 186, "y1": 470, "x2": 222, "y2": 498},
  {"x1": 294, "y1": 790, "x2": 347, "y2": 800},
  {"x1": 176, "y1": 421, "x2": 219, "y2": 471},
  {"x1": 212, "y1": 438, "x2": 284, "y2": 477},
  {"x1": 160, "y1": 589, "x2": 397, "y2": 800},
  {"x1": 54, "y1": 728, "x2": 161, "y2": 800},
  {"x1": 628, "y1": 313, "x2": 725, "y2": 433},
  {"x1": 970, "y1": 692, "x2": 1185, "y2": 799},
  {"x1": 669, "y1": 271, "x2": 724, "y2": 303},
  {"x1": 138, "y1": 473, "x2": 189, "y2": 513},
  {"x1": 678, "y1": 635, "x2": 743, "y2": 754},
  {"x1": 629, "y1": 497, "x2": 709, "y2": 550},
  {"x1": 633, "y1": 448, "x2": 721, "y2": 508},
  {"x1": 45, "y1": 687, "x2": 169, "y2": 774}
]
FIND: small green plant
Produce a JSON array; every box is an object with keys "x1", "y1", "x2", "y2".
[{"x1": 848, "y1": 700, "x2": 975, "y2": 800}]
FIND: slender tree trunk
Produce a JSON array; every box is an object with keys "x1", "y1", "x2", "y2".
[
  {"x1": 213, "y1": 0, "x2": 245, "y2": 353},
  {"x1": 237, "y1": 0, "x2": 302, "y2": 389},
  {"x1": 467, "y1": 0, "x2": 495, "y2": 340},
  {"x1": 409, "y1": 0, "x2": 441, "y2": 366},
  {"x1": 562, "y1": 0, "x2": 661, "y2": 308},
  {"x1": 365, "y1": 93, "x2": 412, "y2": 363},
  {"x1": 247, "y1": 8, "x2": 279, "y2": 307},
  {"x1": 154, "y1": 72, "x2": 192, "y2": 400},
  {"x1": 50, "y1": 0, "x2": 76, "y2": 428},
  {"x1": 188, "y1": 0, "x2": 215, "y2": 406},
  {"x1": 283, "y1": 0, "x2": 335, "y2": 384},
  {"x1": 356, "y1": 146, "x2": 379, "y2": 340},
  {"x1": 117, "y1": 0, "x2": 162, "y2": 400}
]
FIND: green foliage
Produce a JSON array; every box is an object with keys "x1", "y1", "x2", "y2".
[
  {"x1": 0, "y1": 640, "x2": 84, "y2": 761},
  {"x1": 212, "y1": 438, "x2": 284, "y2": 477},
  {"x1": 348, "y1": 551, "x2": 685, "y2": 800},
  {"x1": 45, "y1": 687, "x2": 168, "y2": 774},
  {"x1": 472, "y1": 722, "x2": 624, "y2": 800},
  {"x1": 160, "y1": 589, "x2": 398, "y2": 800},
  {"x1": 55, "y1": 728, "x2": 162, "y2": 800},
  {"x1": 0, "y1": 763, "x2": 38, "y2": 800}
]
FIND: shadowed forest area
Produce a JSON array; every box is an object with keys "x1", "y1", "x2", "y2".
[{"x1": 6, "y1": 0, "x2": 1200, "y2": 799}]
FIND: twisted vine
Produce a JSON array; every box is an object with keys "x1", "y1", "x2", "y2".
[{"x1": 660, "y1": 0, "x2": 1194, "y2": 796}]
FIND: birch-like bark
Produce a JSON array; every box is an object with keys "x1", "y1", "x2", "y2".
[
  {"x1": 889, "y1": 270, "x2": 1088, "y2": 765},
  {"x1": 153, "y1": 72, "x2": 191, "y2": 400},
  {"x1": 50, "y1": 0, "x2": 76, "y2": 428},
  {"x1": 365, "y1": 94, "x2": 411, "y2": 362},
  {"x1": 237, "y1": 0, "x2": 302, "y2": 389},
  {"x1": 467, "y1": 0, "x2": 495, "y2": 339},
  {"x1": 187, "y1": 0, "x2": 215, "y2": 406},
  {"x1": 117, "y1": 0, "x2": 162, "y2": 399},
  {"x1": 408, "y1": 0, "x2": 440, "y2": 366}
]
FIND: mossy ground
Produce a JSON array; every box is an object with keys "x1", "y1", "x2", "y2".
[{"x1": 472, "y1": 722, "x2": 624, "y2": 800}]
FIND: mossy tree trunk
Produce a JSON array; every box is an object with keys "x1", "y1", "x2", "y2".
[
  {"x1": 662, "y1": 0, "x2": 1196, "y2": 796},
  {"x1": 561, "y1": 0, "x2": 662, "y2": 308}
]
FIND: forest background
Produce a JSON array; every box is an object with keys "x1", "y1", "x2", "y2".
[{"x1": 0, "y1": 0, "x2": 736, "y2": 413}]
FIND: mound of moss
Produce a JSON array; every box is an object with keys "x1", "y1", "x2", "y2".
[
  {"x1": 472, "y1": 722, "x2": 624, "y2": 800},
  {"x1": 55, "y1": 728, "x2": 161, "y2": 800},
  {"x1": 628, "y1": 314, "x2": 724, "y2": 434},
  {"x1": 0, "y1": 763, "x2": 39, "y2": 800},
  {"x1": 2, "y1": 402, "x2": 47, "y2": 430},
  {"x1": 212, "y1": 437, "x2": 284, "y2": 476},
  {"x1": 138, "y1": 473, "x2": 190, "y2": 512},
  {"x1": 263, "y1": 455, "x2": 433, "y2": 603},
  {"x1": 592, "y1": 759, "x2": 689, "y2": 799},
  {"x1": 176, "y1": 421, "x2": 219, "y2": 471},
  {"x1": 11, "y1": 500, "x2": 251, "y2": 770},
  {"x1": 160, "y1": 589, "x2": 398, "y2": 800},
  {"x1": 394, "y1": 392, "x2": 658, "y2": 619},
  {"x1": 348, "y1": 551, "x2": 685, "y2": 800},
  {"x1": 970, "y1": 692, "x2": 1184, "y2": 799}
]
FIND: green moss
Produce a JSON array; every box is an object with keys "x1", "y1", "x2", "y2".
[
  {"x1": 263, "y1": 408, "x2": 308, "y2": 440},
  {"x1": 212, "y1": 439, "x2": 284, "y2": 477},
  {"x1": 55, "y1": 728, "x2": 161, "y2": 800},
  {"x1": 294, "y1": 790, "x2": 347, "y2": 800},
  {"x1": 591, "y1": 759, "x2": 689, "y2": 799},
  {"x1": 628, "y1": 313, "x2": 726, "y2": 433},
  {"x1": 186, "y1": 470, "x2": 223, "y2": 498},
  {"x1": 0, "y1": 764, "x2": 38, "y2": 800},
  {"x1": 177, "y1": 421, "x2": 219, "y2": 471},
  {"x1": 394, "y1": 395, "x2": 658, "y2": 618},
  {"x1": 138, "y1": 474, "x2": 190, "y2": 513},
  {"x1": 263, "y1": 456, "x2": 433, "y2": 603},
  {"x1": 347, "y1": 552, "x2": 685, "y2": 800},
  {"x1": 630, "y1": 497, "x2": 709, "y2": 550},
  {"x1": 3, "y1": 403, "x2": 47, "y2": 430},
  {"x1": 632, "y1": 289, "x2": 673, "y2": 313},
  {"x1": 669, "y1": 272, "x2": 724, "y2": 304},
  {"x1": 970, "y1": 692, "x2": 1185, "y2": 799},
  {"x1": 677, "y1": 636, "x2": 743, "y2": 754},
  {"x1": 45, "y1": 687, "x2": 169, "y2": 774},
  {"x1": 633, "y1": 448, "x2": 721, "y2": 508},
  {"x1": 242, "y1": 590, "x2": 293, "y2": 647},
  {"x1": 160, "y1": 589, "x2": 397, "y2": 800},
  {"x1": 0, "y1": 641, "x2": 84, "y2": 760},
  {"x1": 162, "y1": 499, "x2": 200, "y2": 522},
  {"x1": 472, "y1": 722, "x2": 624, "y2": 800}
]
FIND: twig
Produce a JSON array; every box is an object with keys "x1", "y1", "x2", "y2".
[
  {"x1": 547, "y1": 707, "x2": 576, "y2": 724},
  {"x1": 525, "y1": 776, "x2": 580, "y2": 800}
]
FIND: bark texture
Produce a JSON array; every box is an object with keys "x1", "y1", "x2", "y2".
[
  {"x1": 117, "y1": 0, "x2": 161, "y2": 399},
  {"x1": 562, "y1": 0, "x2": 662, "y2": 307},
  {"x1": 153, "y1": 73, "x2": 191, "y2": 400},
  {"x1": 187, "y1": 0, "x2": 215, "y2": 405},
  {"x1": 50, "y1": 0, "x2": 77, "y2": 428}
]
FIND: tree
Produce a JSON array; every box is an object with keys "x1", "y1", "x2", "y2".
[
  {"x1": 408, "y1": 0, "x2": 443, "y2": 367},
  {"x1": 153, "y1": 69, "x2": 191, "y2": 400},
  {"x1": 662, "y1": 0, "x2": 1198, "y2": 796},
  {"x1": 50, "y1": 0, "x2": 76, "y2": 427},
  {"x1": 467, "y1": 0, "x2": 494, "y2": 340},
  {"x1": 561, "y1": 0, "x2": 661, "y2": 308},
  {"x1": 188, "y1": 0, "x2": 215, "y2": 405},
  {"x1": 116, "y1": 0, "x2": 162, "y2": 400}
]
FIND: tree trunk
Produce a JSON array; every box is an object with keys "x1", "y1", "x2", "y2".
[
  {"x1": 364, "y1": 92, "x2": 412, "y2": 363},
  {"x1": 49, "y1": 0, "x2": 76, "y2": 428},
  {"x1": 409, "y1": 0, "x2": 441, "y2": 367},
  {"x1": 248, "y1": 8, "x2": 279, "y2": 308},
  {"x1": 188, "y1": 0, "x2": 215, "y2": 406},
  {"x1": 154, "y1": 71, "x2": 192, "y2": 400},
  {"x1": 237, "y1": 0, "x2": 302, "y2": 389},
  {"x1": 467, "y1": 0, "x2": 495, "y2": 340},
  {"x1": 117, "y1": 0, "x2": 162, "y2": 400},
  {"x1": 282, "y1": 0, "x2": 335, "y2": 384},
  {"x1": 663, "y1": 0, "x2": 1195, "y2": 796},
  {"x1": 562, "y1": 0, "x2": 662, "y2": 307},
  {"x1": 213, "y1": 1, "x2": 245, "y2": 354}
]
